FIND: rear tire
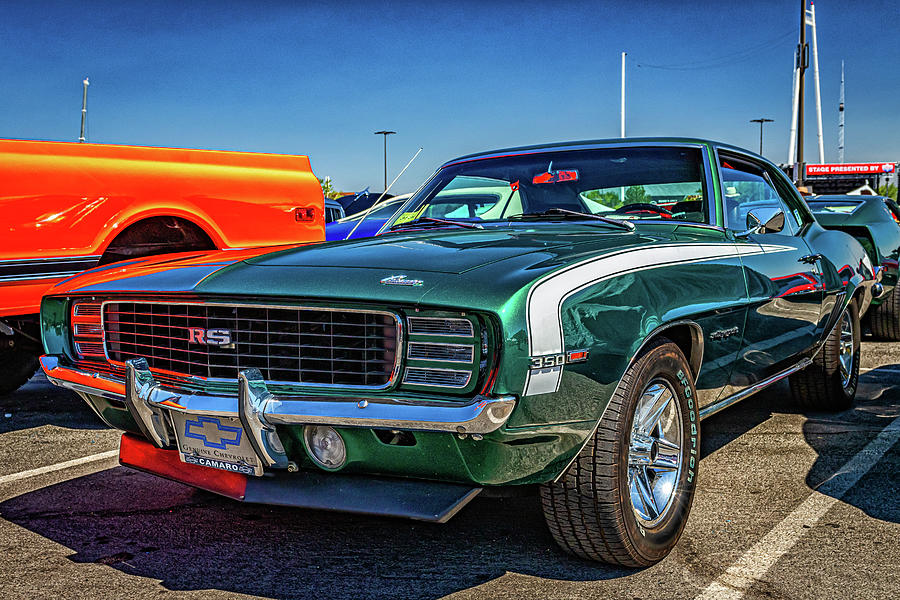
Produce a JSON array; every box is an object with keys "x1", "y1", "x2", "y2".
[
  {"x1": 869, "y1": 289, "x2": 900, "y2": 341},
  {"x1": 539, "y1": 338, "x2": 700, "y2": 567},
  {"x1": 789, "y1": 299, "x2": 860, "y2": 411}
]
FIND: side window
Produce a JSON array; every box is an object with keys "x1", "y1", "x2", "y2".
[
  {"x1": 761, "y1": 165, "x2": 811, "y2": 228},
  {"x1": 719, "y1": 154, "x2": 800, "y2": 235}
]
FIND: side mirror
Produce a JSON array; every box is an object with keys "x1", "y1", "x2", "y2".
[{"x1": 735, "y1": 207, "x2": 785, "y2": 238}]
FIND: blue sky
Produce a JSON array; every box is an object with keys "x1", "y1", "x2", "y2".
[{"x1": 1, "y1": 0, "x2": 897, "y2": 193}]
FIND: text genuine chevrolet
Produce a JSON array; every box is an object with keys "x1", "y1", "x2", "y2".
[{"x1": 39, "y1": 139, "x2": 876, "y2": 567}]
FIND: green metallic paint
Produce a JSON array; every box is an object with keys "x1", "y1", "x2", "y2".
[{"x1": 38, "y1": 138, "x2": 876, "y2": 489}]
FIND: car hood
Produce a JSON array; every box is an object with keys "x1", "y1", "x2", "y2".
[
  {"x1": 50, "y1": 224, "x2": 726, "y2": 308},
  {"x1": 247, "y1": 228, "x2": 585, "y2": 274}
]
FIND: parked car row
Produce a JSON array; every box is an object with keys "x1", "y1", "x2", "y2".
[
  {"x1": 33, "y1": 137, "x2": 891, "y2": 567},
  {"x1": 806, "y1": 194, "x2": 900, "y2": 339},
  {"x1": 0, "y1": 139, "x2": 325, "y2": 395}
]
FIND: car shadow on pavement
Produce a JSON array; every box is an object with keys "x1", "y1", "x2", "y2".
[
  {"x1": 699, "y1": 379, "x2": 798, "y2": 458},
  {"x1": 801, "y1": 363, "x2": 900, "y2": 524},
  {"x1": 0, "y1": 466, "x2": 634, "y2": 599},
  {"x1": 0, "y1": 373, "x2": 106, "y2": 434}
]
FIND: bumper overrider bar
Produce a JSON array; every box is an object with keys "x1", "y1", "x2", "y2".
[{"x1": 40, "y1": 355, "x2": 517, "y2": 468}]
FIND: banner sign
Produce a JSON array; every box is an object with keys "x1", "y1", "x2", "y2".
[{"x1": 806, "y1": 162, "x2": 896, "y2": 177}]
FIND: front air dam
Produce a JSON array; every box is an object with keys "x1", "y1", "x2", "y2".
[{"x1": 118, "y1": 434, "x2": 482, "y2": 522}]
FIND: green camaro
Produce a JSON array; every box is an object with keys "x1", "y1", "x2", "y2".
[
  {"x1": 39, "y1": 138, "x2": 876, "y2": 567},
  {"x1": 807, "y1": 194, "x2": 900, "y2": 339}
]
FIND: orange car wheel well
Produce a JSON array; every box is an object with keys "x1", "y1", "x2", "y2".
[{"x1": 98, "y1": 216, "x2": 217, "y2": 265}]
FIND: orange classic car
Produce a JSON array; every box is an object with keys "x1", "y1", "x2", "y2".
[{"x1": 0, "y1": 138, "x2": 324, "y2": 394}]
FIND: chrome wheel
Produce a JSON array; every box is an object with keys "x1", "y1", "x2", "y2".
[
  {"x1": 838, "y1": 311, "x2": 854, "y2": 388},
  {"x1": 627, "y1": 379, "x2": 683, "y2": 527}
]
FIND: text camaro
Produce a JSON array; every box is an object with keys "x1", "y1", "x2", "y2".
[{"x1": 40, "y1": 138, "x2": 875, "y2": 567}]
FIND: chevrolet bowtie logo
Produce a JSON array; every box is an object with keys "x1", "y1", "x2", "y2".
[{"x1": 184, "y1": 416, "x2": 242, "y2": 449}]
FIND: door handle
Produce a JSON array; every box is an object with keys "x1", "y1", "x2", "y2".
[{"x1": 799, "y1": 253, "x2": 823, "y2": 264}]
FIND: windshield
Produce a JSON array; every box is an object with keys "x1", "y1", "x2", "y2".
[{"x1": 385, "y1": 146, "x2": 709, "y2": 229}]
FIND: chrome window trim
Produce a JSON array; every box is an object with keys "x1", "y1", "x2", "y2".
[
  {"x1": 713, "y1": 145, "x2": 816, "y2": 229},
  {"x1": 425, "y1": 143, "x2": 716, "y2": 228},
  {"x1": 440, "y1": 141, "x2": 707, "y2": 169},
  {"x1": 98, "y1": 299, "x2": 403, "y2": 392}
]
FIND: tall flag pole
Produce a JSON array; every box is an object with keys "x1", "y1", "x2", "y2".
[{"x1": 838, "y1": 61, "x2": 845, "y2": 164}]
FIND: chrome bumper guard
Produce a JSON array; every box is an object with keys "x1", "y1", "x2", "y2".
[{"x1": 40, "y1": 355, "x2": 516, "y2": 468}]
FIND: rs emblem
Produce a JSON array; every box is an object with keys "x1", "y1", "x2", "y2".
[{"x1": 188, "y1": 327, "x2": 233, "y2": 346}]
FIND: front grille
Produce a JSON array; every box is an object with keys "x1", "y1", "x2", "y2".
[
  {"x1": 103, "y1": 301, "x2": 399, "y2": 388},
  {"x1": 407, "y1": 342, "x2": 474, "y2": 363},
  {"x1": 402, "y1": 367, "x2": 471, "y2": 388},
  {"x1": 407, "y1": 316, "x2": 474, "y2": 337}
]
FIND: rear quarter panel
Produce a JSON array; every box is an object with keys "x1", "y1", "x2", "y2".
[{"x1": 0, "y1": 140, "x2": 324, "y2": 316}]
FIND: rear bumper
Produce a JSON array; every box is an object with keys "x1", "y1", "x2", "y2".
[
  {"x1": 119, "y1": 433, "x2": 481, "y2": 522},
  {"x1": 40, "y1": 355, "x2": 516, "y2": 469}
]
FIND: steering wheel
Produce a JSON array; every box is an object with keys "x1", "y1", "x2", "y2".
[{"x1": 611, "y1": 203, "x2": 674, "y2": 218}]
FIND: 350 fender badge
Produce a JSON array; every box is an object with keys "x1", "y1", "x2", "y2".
[
  {"x1": 530, "y1": 350, "x2": 589, "y2": 370},
  {"x1": 380, "y1": 274, "x2": 424, "y2": 286}
]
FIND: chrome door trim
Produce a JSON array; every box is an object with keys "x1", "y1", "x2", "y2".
[{"x1": 698, "y1": 357, "x2": 812, "y2": 420}]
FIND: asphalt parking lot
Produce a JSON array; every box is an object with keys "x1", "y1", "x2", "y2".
[{"x1": 0, "y1": 341, "x2": 897, "y2": 600}]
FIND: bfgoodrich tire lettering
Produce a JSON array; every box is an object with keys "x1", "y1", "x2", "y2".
[{"x1": 540, "y1": 337, "x2": 699, "y2": 567}]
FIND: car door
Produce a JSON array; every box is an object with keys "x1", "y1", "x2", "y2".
[{"x1": 717, "y1": 150, "x2": 825, "y2": 390}]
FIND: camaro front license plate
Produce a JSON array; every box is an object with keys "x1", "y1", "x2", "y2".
[{"x1": 170, "y1": 413, "x2": 263, "y2": 476}]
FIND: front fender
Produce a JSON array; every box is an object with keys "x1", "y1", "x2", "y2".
[
  {"x1": 504, "y1": 254, "x2": 747, "y2": 429},
  {"x1": 808, "y1": 225, "x2": 875, "y2": 315}
]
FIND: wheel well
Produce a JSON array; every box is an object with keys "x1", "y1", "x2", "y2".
[
  {"x1": 99, "y1": 216, "x2": 216, "y2": 265},
  {"x1": 645, "y1": 322, "x2": 703, "y2": 380}
]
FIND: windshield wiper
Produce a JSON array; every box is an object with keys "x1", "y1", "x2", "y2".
[
  {"x1": 509, "y1": 208, "x2": 635, "y2": 231},
  {"x1": 389, "y1": 217, "x2": 484, "y2": 231}
]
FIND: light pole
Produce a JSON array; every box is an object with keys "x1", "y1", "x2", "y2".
[
  {"x1": 374, "y1": 130, "x2": 396, "y2": 192},
  {"x1": 620, "y1": 51, "x2": 626, "y2": 138},
  {"x1": 749, "y1": 118, "x2": 774, "y2": 155},
  {"x1": 79, "y1": 77, "x2": 89, "y2": 142}
]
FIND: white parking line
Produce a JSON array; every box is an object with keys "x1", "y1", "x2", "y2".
[
  {"x1": 695, "y1": 414, "x2": 900, "y2": 600},
  {"x1": 0, "y1": 450, "x2": 118, "y2": 487}
]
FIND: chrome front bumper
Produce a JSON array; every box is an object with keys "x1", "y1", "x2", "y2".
[{"x1": 40, "y1": 355, "x2": 517, "y2": 469}]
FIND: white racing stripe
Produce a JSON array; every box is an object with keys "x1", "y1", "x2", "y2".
[
  {"x1": 522, "y1": 242, "x2": 793, "y2": 396},
  {"x1": 695, "y1": 414, "x2": 900, "y2": 600},
  {"x1": 0, "y1": 450, "x2": 118, "y2": 487}
]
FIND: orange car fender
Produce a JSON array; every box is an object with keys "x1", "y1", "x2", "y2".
[{"x1": 91, "y1": 204, "x2": 228, "y2": 256}]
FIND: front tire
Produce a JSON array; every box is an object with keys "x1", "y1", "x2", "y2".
[
  {"x1": 789, "y1": 298, "x2": 860, "y2": 411},
  {"x1": 540, "y1": 338, "x2": 700, "y2": 567}
]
